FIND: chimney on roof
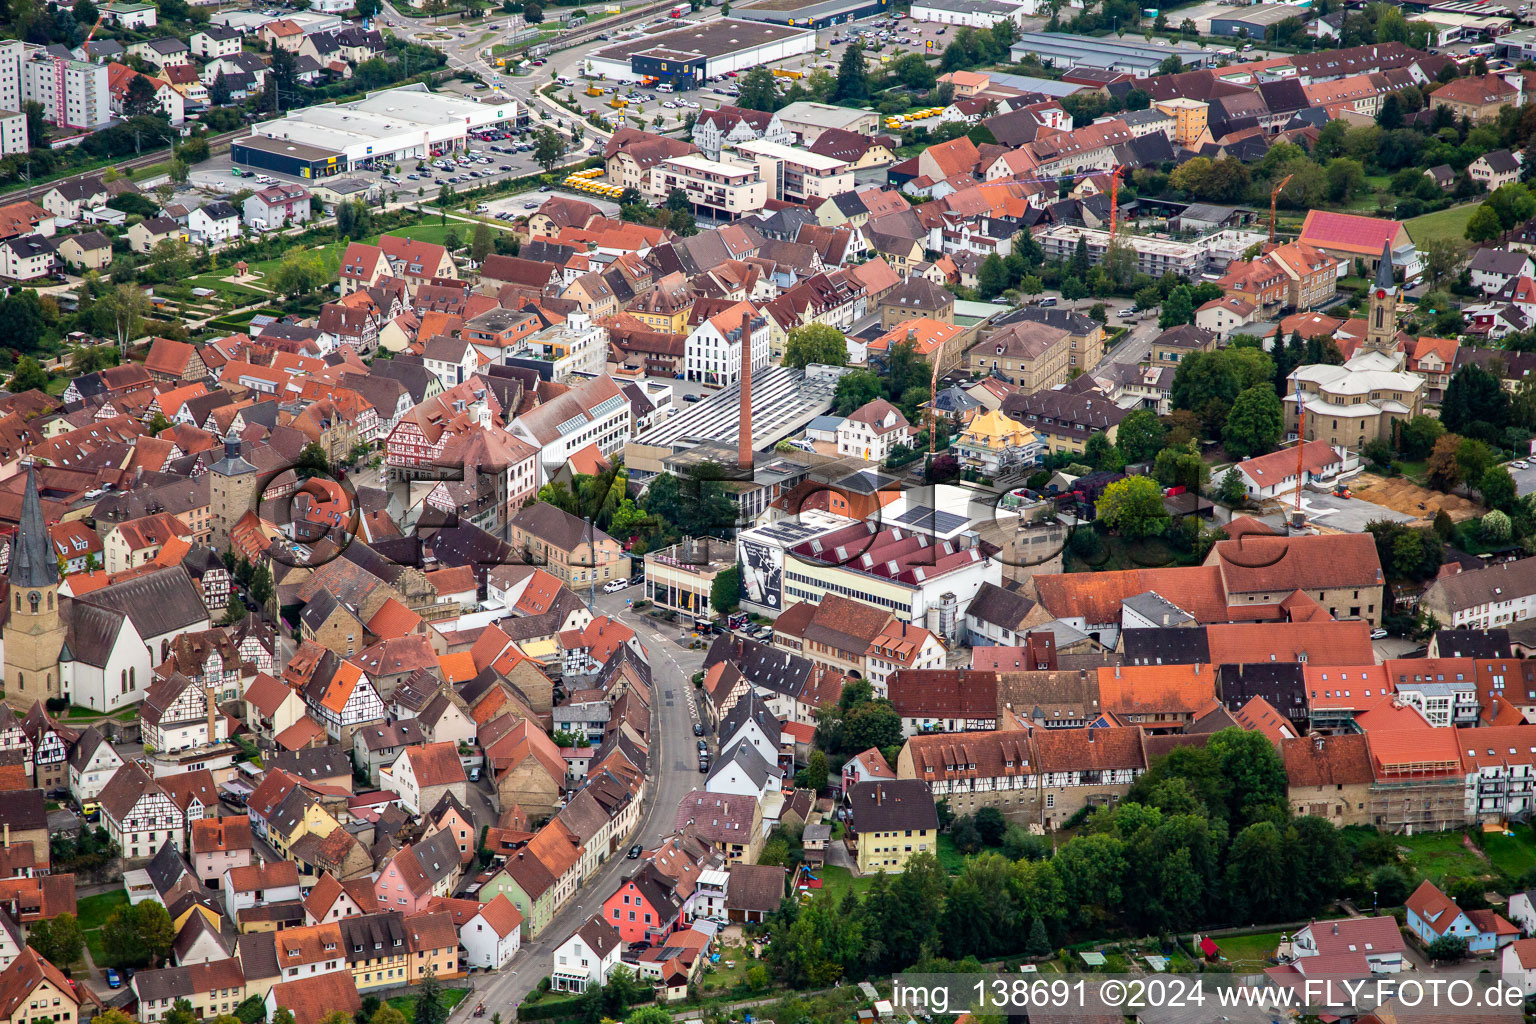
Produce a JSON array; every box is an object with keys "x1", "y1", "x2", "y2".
[{"x1": 738, "y1": 309, "x2": 753, "y2": 472}]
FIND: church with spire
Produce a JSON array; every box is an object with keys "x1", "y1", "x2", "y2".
[
  {"x1": 1284, "y1": 241, "x2": 1427, "y2": 450},
  {"x1": 4, "y1": 465, "x2": 65, "y2": 712}
]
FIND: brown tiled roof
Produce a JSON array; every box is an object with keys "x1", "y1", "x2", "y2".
[
  {"x1": 1282, "y1": 733, "x2": 1373, "y2": 787},
  {"x1": 888, "y1": 669, "x2": 998, "y2": 719},
  {"x1": 1031, "y1": 725, "x2": 1145, "y2": 772},
  {"x1": 268, "y1": 970, "x2": 361, "y2": 1024},
  {"x1": 400, "y1": 742, "x2": 467, "y2": 788},
  {"x1": 1210, "y1": 533, "x2": 1382, "y2": 594}
]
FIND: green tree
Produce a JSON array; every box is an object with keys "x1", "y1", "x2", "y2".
[
  {"x1": 1467, "y1": 204, "x2": 1504, "y2": 243},
  {"x1": 1482, "y1": 509, "x2": 1513, "y2": 542},
  {"x1": 1153, "y1": 440, "x2": 1210, "y2": 492},
  {"x1": 1082, "y1": 431, "x2": 1125, "y2": 472},
  {"x1": 626, "y1": 1009, "x2": 673, "y2": 1024},
  {"x1": 736, "y1": 67, "x2": 779, "y2": 112},
  {"x1": 974, "y1": 806, "x2": 1007, "y2": 846},
  {"x1": 295, "y1": 441, "x2": 330, "y2": 476},
  {"x1": 413, "y1": 971, "x2": 447, "y2": 1024},
  {"x1": 783, "y1": 323, "x2": 848, "y2": 368},
  {"x1": 1223, "y1": 384, "x2": 1283, "y2": 459},
  {"x1": 977, "y1": 253, "x2": 1009, "y2": 299},
  {"x1": 532, "y1": 126, "x2": 566, "y2": 173},
  {"x1": 166, "y1": 1001, "x2": 197, "y2": 1024},
  {"x1": 471, "y1": 222, "x2": 493, "y2": 263},
  {"x1": 832, "y1": 42, "x2": 868, "y2": 103},
  {"x1": 269, "y1": 252, "x2": 329, "y2": 298},
  {"x1": 1455, "y1": 437, "x2": 1495, "y2": 496},
  {"x1": 6, "y1": 356, "x2": 48, "y2": 394},
  {"x1": 1481, "y1": 466, "x2": 1517, "y2": 512},
  {"x1": 1115, "y1": 409, "x2": 1165, "y2": 464},
  {"x1": 250, "y1": 562, "x2": 273, "y2": 606},
  {"x1": 1158, "y1": 286, "x2": 1194, "y2": 329},
  {"x1": 27, "y1": 913, "x2": 83, "y2": 967},
  {"x1": 795, "y1": 748, "x2": 828, "y2": 792},
  {"x1": 1025, "y1": 916, "x2": 1051, "y2": 957},
  {"x1": 1217, "y1": 469, "x2": 1247, "y2": 506},
  {"x1": 710, "y1": 564, "x2": 740, "y2": 615},
  {"x1": 833, "y1": 369, "x2": 883, "y2": 415},
  {"x1": 1427, "y1": 936, "x2": 1469, "y2": 963},
  {"x1": 101, "y1": 900, "x2": 174, "y2": 968},
  {"x1": 1095, "y1": 476, "x2": 1169, "y2": 539}
]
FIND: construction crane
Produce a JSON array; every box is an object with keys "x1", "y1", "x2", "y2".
[
  {"x1": 1107, "y1": 164, "x2": 1126, "y2": 244},
  {"x1": 1294, "y1": 369, "x2": 1305, "y2": 517},
  {"x1": 78, "y1": 10, "x2": 107, "y2": 58},
  {"x1": 1269, "y1": 173, "x2": 1294, "y2": 244}
]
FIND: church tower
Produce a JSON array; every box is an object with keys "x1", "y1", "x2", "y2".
[
  {"x1": 208, "y1": 427, "x2": 259, "y2": 554},
  {"x1": 1365, "y1": 239, "x2": 1399, "y2": 354},
  {"x1": 4, "y1": 465, "x2": 64, "y2": 711}
]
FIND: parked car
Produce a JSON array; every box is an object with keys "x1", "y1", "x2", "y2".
[
  {"x1": 628, "y1": 844, "x2": 643, "y2": 859},
  {"x1": 1371, "y1": 628, "x2": 1389, "y2": 640},
  {"x1": 693, "y1": 722, "x2": 705, "y2": 736},
  {"x1": 603, "y1": 579, "x2": 629, "y2": 593},
  {"x1": 105, "y1": 971, "x2": 121, "y2": 989}
]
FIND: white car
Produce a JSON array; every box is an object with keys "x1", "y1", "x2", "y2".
[
  {"x1": 1514, "y1": 460, "x2": 1530, "y2": 470},
  {"x1": 603, "y1": 579, "x2": 629, "y2": 593},
  {"x1": 1370, "y1": 628, "x2": 1388, "y2": 640}
]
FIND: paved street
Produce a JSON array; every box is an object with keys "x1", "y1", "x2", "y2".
[{"x1": 463, "y1": 590, "x2": 708, "y2": 1019}]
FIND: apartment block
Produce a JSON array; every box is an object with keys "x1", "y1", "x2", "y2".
[
  {"x1": 734, "y1": 139, "x2": 854, "y2": 205},
  {"x1": 647, "y1": 154, "x2": 767, "y2": 218}
]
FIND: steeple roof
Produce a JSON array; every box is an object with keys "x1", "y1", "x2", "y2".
[
  {"x1": 9, "y1": 465, "x2": 57, "y2": 589},
  {"x1": 209, "y1": 426, "x2": 257, "y2": 477},
  {"x1": 1375, "y1": 238, "x2": 1396, "y2": 292}
]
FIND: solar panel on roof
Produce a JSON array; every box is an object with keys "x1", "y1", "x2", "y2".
[{"x1": 893, "y1": 506, "x2": 969, "y2": 533}]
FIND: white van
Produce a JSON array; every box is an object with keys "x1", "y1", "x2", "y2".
[
  {"x1": 558, "y1": 75, "x2": 575, "y2": 85},
  {"x1": 657, "y1": 81, "x2": 675, "y2": 92}
]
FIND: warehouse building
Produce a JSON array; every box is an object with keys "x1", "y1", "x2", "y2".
[
  {"x1": 583, "y1": 18, "x2": 816, "y2": 86},
  {"x1": 733, "y1": 0, "x2": 888, "y2": 29},
  {"x1": 910, "y1": 0, "x2": 1030, "y2": 28},
  {"x1": 1207, "y1": 5, "x2": 1300, "y2": 37},
  {"x1": 1007, "y1": 31, "x2": 1208, "y2": 75},
  {"x1": 234, "y1": 84, "x2": 521, "y2": 178}
]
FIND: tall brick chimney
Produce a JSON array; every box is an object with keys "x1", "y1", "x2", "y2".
[{"x1": 738, "y1": 308, "x2": 753, "y2": 472}]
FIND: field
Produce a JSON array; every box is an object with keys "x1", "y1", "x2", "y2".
[
  {"x1": 809, "y1": 865, "x2": 874, "y2": 906},
  {"x1": 1347, "y1": 472, "x2": 1483, "y2": 523},
  {"x1": 1397, "y1": 831, "x2": 1492, "y2": 883},
  {"x1": 77, "y1": 890, "x2": 129, "y2": 966},
  {"x1": 1405, "y1": 203, "x2": 1479, "y2": 246},
  {"x1": 386, "y1": 988, "x2": 469, "y2": 1017},
  {"x1": 1209, "y1": 930, "x2": 1282, "y2": 969},
  {"x1": 1483, "y1": 829, "x2": 1536, "y2": 878}
]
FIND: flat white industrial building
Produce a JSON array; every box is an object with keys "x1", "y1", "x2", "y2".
[{"x1": 242, "y1": 85, "x2": 519, "y2": 174}]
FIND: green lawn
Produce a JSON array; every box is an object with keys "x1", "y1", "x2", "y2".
[
  {"x1": 699, "y1": 944, "x2": 755, "y2": 992},
  {"x1": 387, "y1": 988, "x2": 469, "y2": 1017},
  {"x1": 1406, "y1": 203, "x2": 1479, "y2": 246},
  {"x1": 78, "y1": 890, "x2": 128, "y2": 967},
  {"x1": 811, "y1": 865, "x2": 874, "y2": 906},
  {"x1": 935, "y1": 834, "x2": 968, "y2": 874},
  {"x1": 77, "y1": 891, "x2": 127, "y2": 930},
  {"x1": 1398, "y1": 830, "x2": 1492, "y2": 884},
  {"x1": 1484, "y1": 829, "x2": 1536, "y2": 878},
  {"x1": 1210, "y1": 930, "x2": 1282, "y2": 968}
]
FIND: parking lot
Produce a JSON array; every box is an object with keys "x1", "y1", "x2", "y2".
[
  {"x1": 1296, "y1": 490, "x2": 1413, "y2": 532},
  {"x1": 1508, "y1": 458, "x2": 1536, "y2": 497},
  {"x1": 194, "y1": 115, "x2": 596, "y2": 203},
  {"x1": 560, "y1": 11, "x2": 957, "y2": 133},
  {"x1": 479, "y1": 188, "x2": 620, "y2": 221}
]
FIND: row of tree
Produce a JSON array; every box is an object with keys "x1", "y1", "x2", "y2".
[{"x1": 763, "y1": 730, "x2": 1371, "y2": 986}]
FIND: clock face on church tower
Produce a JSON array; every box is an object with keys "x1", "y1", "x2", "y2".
[{"x1": 1376, "y1": 290, "x2": 1387, "y2": 300}]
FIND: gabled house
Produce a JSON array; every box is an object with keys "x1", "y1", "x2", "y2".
[{"x1": 1406, "y1": 879, "x2": 1517, "y2": 952}]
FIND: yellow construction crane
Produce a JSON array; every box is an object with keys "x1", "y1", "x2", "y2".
[{"x1": 1270, "y1": 174, "x2": 1293, "y2": 243}]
